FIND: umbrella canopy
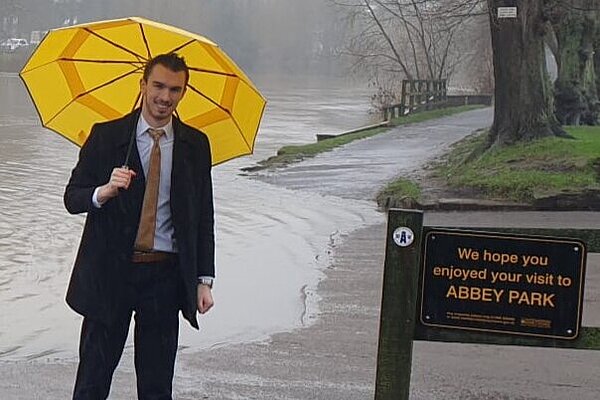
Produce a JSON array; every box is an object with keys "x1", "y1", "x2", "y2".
[{"x1": 19, "y1": 16, "x2": 266, "y2": 165}]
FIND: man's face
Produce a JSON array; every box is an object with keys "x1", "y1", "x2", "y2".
[{"x1": 140, "y1": 64, "x2": 187, "y2": 127}]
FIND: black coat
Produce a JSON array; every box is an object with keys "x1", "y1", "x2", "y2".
[{"x1": 64, "y1": 110, "x2": 215, "y2": 329}]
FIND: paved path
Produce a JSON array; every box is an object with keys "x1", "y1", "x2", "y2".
[{"x1": 255, "y1": 107, "x2": 492, "y2": 200}]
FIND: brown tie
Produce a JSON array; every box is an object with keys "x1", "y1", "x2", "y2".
[{"x1": 134, "y1": 128, "x2": 165, "y2": 251}]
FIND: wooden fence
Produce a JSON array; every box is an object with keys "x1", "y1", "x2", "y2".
[{"x1": 382, "y1": 79, "x2": 447, "y2": 120}]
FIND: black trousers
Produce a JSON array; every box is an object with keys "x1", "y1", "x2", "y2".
[{"x1": 73, "y1": 259, "x2": 182, "y2": 400}]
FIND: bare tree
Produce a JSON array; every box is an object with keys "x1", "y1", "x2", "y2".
[
  {"x1": 333, "y1": 0, "x2": 481, "y2": 106},
  {"x1": 449, "y1": 9, "x2": 494, "y2": 95}
]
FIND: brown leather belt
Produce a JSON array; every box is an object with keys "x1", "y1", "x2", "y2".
[{"x1": 131, "y1": 251, "x2": 176, "y2": 264}]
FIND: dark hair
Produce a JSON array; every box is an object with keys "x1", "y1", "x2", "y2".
[{"x1": 143, "y1": 53, "x2": 189, "y2": 85}]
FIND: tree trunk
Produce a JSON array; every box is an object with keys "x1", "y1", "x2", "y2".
[
  {"x1": 552, "y1": 11, "x2": 599, "y2": 125},
  {"x1": 487, "y1": 0, "x2": 566, "y2": 146}
]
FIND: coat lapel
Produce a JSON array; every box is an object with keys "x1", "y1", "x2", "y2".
[{"x1": 170, "y1": 117, "x2": 190, "y2": 228}]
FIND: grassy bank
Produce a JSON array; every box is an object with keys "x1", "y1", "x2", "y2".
[
  {"x1": 377, "y1": 125, "x2": 600, "y2": 207},
  {"x1": 246, "y1": 105, "x2": 483, "y2": 171}
]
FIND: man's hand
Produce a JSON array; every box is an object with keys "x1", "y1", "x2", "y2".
[
  {"x1": 97, "y1": 167, "x2": 137, "y2": 204},
  {"x1": 197, "y1": 284, "x2": 214, "y2": 314}
]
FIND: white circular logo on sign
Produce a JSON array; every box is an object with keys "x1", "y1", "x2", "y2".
[{"x1": 393, "y1": 227, "x2": 414, "y2": 247}]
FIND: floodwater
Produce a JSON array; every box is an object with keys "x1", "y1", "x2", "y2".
[{"x1": 0, "y1": 72, "x2": 383, "y2": 361}]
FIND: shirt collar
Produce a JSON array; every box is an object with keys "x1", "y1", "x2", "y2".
[{"x1": 137, "y1": 113, "x2": 174, "y2": 140}]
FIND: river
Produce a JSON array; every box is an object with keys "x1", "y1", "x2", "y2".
[{"x1": 0, "y1": 72, "x2": 383, "y2": 361}]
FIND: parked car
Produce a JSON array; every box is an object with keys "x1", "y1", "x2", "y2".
[{"x1": 0, "y1": 38, "x2": 29, "y2": 52}]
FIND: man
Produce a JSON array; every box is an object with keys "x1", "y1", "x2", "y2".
[{"x1": 64, "y1": 53, "x2": 215, "y2": 399}]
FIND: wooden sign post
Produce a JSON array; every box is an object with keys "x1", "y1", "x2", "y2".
[{"x1": 374, "y1": 209, "x2": 423, "y2": 400}]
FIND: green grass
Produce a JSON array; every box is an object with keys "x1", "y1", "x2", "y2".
[
  {"x1": 249, "y1": 105, "x2": 484, "y2": 171},
  {"x1": 439, "y1": 126, "x2": 600, "y2": 201},
  {"x1": 375, "y1": 178, "x2": 422, "y2": 208},
  {"x1": 375, "y1": 125, "x2": 600, "y2": 206}
]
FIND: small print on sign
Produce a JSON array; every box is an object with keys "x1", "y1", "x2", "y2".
[
  {"x1": 393, "y1": 227, "x2": 414, "y2": 247},
  {"x1": 498, "y1": 6, "x2": 517, "y2": 18}
]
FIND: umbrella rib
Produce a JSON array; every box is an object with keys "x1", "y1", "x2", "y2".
[
  {"x1": 169, "y1": 41, "x2": 241, "y2": 80},
  {"x1": 230, "y1": 114, "x2": 252, "y2": 152},
  {"x1": 138, "y1": 23, "x2": 152, "y2": 59},
  {"x1": 188, "y1": 67, "x2": 236, "y2": 78},
  {"x1": 187, "y1": 83, "x2": 229, "y2": 114},
  {"x1": 186, "y1": 84, "x2": 253, "y2": 151},
  {"x1": 84, "y1": 27, "x2": 148, "y2": 62},
  {"x1": 189, "y1": 69, "x2": 265, "y2": 103},
  {"x1": 79, "y1": 68, "x2": 143, "y2": 98},
  {"x1": 21, "y1": 58, "x2": 143, "y2": 76},
  {"x1": 169, "y1": 39, "x2": 196, "y2": 55},
  {"x1": 45, "y1": 68, "x2": 142, "y2": 126},
  {"x1": 58, "y1": 58, "x2": 143, "y2": 65},
  {"x1": 131, "y1": 91, "x2": 142, "y2": 112}
]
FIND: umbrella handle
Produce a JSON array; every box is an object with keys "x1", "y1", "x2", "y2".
[
  {"x1": 123, "y1": 111, "x2": 140, "y2": 167},
  {"x1": 123, "y1": 129, "x2": 135, "y2": 167}
]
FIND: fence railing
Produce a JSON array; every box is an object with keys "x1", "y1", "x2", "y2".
[{"x1": 382, "y1": 79, "x2": 447, "y2": 120}]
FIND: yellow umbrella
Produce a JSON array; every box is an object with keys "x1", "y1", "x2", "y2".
[{"x1": 19, "y1": 16, "x2": 266, "y2": 165}]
